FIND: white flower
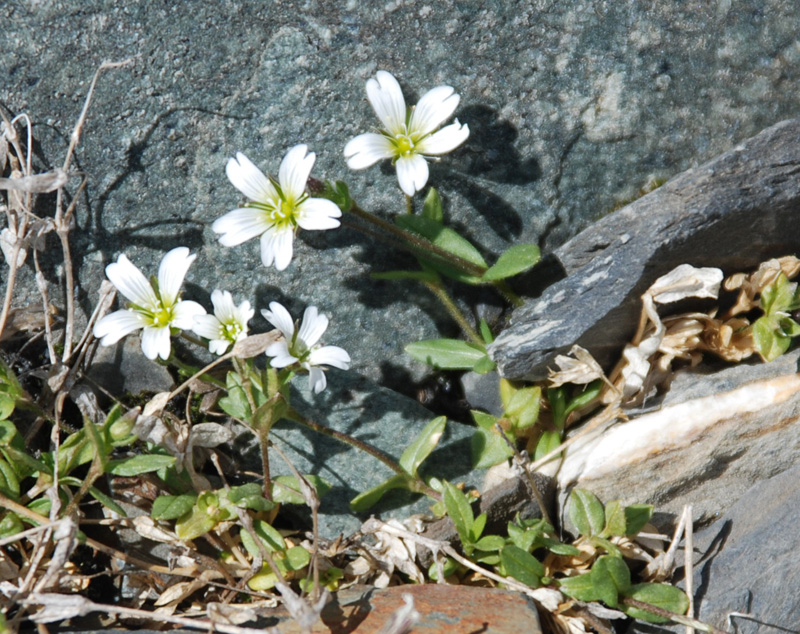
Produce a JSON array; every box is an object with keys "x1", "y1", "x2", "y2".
[
  {"x1": 212, "y1": 145, "x2": 342, "y2": 271},
  {"x1": 93, "y1": 247, "x2": 206, "y2": 361},
  {"x1": 193, "y1": 290, "x2": 255, "y2": 355},
  {"x1": 344, "y1": 70, "x2": 470, "y2": 196},
  {"x1": 261, "y1": 301, "x2": 350, "y2": 394}
]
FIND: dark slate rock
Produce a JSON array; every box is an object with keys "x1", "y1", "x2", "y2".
[
  {"x1": 5, "y1": 2, "x2": 800, "y2": 388},
  {"x1": 628, "y1": 463, "x2": 800, "y2": 634},
  {"x1": 491, "y1": 118, "x2": 800, "y2": 381}
]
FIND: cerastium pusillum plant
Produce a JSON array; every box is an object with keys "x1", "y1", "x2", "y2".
[{"x1": 1, "y1": 66, "x2": 755, "y2": 633}]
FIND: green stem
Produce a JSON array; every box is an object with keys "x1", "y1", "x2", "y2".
[
  {"x1": 286, "y1": 407, "x2": 441, "y2": 501},
  {"x1": 169, "y1": 352, "x2": 226, "y2": 390},
  {"x1": 422, "y1": 281, "x2": 483, "y2": 345},
  {"x1": 405, "y1": 194, "x2": 414, "y2": 215},
  {"x1": 348, "y1": 202, "x2": 486, "y2": 277}
]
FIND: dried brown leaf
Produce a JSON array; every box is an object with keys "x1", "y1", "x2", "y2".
[{"x1": 549, "y1": 345, "x2": 606, "y2": 387}]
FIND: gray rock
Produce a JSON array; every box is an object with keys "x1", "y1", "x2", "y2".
[
  {"x1": 5, "y1": 1, "x2": 800, "y2": 387},
  {"x1": 557, "y1": 348, "x2": 800, "y2": 528},
  {"x1": 491, "y1": 118, "x2": 800, "y2": 381},
  {"x1": 232, "y1": 368, "x2": 477, "y2": 538},
  {"x1": 629, "y1": 463, "x2": 800, "y2": 634}
]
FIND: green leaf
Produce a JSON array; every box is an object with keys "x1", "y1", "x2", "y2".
[
  {"x1": 443, "y1": 480, "x2": 475, "y2": 547},
  {"x1": 505, "y1": 386, "x2": 541, "y2": 430},
  {"x1": 396, "y1": 215, "x2": 487, "y2": 269},
  {"x1": 470, "y1": 512, "x2": 488, "y2": 542},
  {"x1": 621, "y1": 583, "x2": 690, "y2": 623},
  {"x1": 500, "y1": 545, "x2": 544, "y2": 588},
  {"x1": 0, "y1": 460, "x2": 19, "y2": 500},
  {"x1": 399, "y1": 416, "x2": 446, "y2": 477},
  {"x1": 349, "y1": 474, "x2": 410, "y2": 512},
  {"x1": 175, "y1": 505, "x2": 218, "y2": 541},
  {"x1": 559, "y1": 555, "x2": 630, "y2": 607},
  {"x1": 152, "y1": 494, "x2": 197, "y2": 520},
  {"x1": 761, "y1": 273, "x2": 797, "y2": 314},
  {"x1": 473, "y1": 534, "x2": 506, "y2": 552},
  {"x1": 58, "y1": 428, "x2": 92, "y2": 475},
  {"x1": 228, "y1": 483, "x2": 275, "y2": 512},
  {"x1": 482, "y1": 244, "x2": 541, "y2": 281},
  {"x1": 284, "y1": 545, "x2": 311, "y2": 571},
  {"x1": 540, "y1": 538, "x2": 582, "y2": 556},
  {"x1": 218, "y1": 372, "x2": 252, "y2": 420},
  {"x1": 601, "y1": 499, "x2": 627, "y2": 538},
  {"x1": 624, "y1": 504, "x2": 654, "y2": 536},
  {"x1": 564, "y1": 380, "x2": 603, "y2": 418},
  {"x1": 478, "y1": 319, "x2": 494, "y2": 344},
  {"x1": 272, "y1": 475, "x2": 331, "y2": 505},
  {"x1": 428, "y1": 556, "x2": 459, "y2": 581},
  {"x1": 547, "y1": 387, "x2": 568, "y2": 430},
  {"x1": 108, "y1": 454, "x2": 176, "y2": 477},
  {"x1": 0, "y1": 397, "x2": 14, "y2": 422},
  {"x1": 471, "y1": 355, "x2": 497, "y2": 374},
  {"x1": 422, "y1": 187, "x2": 443, "y2": 222},
  {"x1": 83, "y1": 418, "x2": 110, "y2": 472},
  {"x1": 88, "y1": 486, "x2": 127, "y2": 516},
  {"x1": 405, "y1": 339, "x2": 488, "y2": 371},
  {"x1": 569, "y1": 489, "x2": 606, "y2": 537},
  {"x1": 470, "y1": 410, "x2": 514, "y2": 469},
  {"x1": 0, "y1": 513, "x2": 24, "y2": 539},
  {"x1": 240, "y1": 519, "x2": 286, "y2": 556},
  {"x1": 371, "y1": 270, "x2": 440, "y2": 283},
  {"x1": 534, "y1": 430, "x2": 562, "y2": 462},
  {"x1": 753, "y1": 315, "x2": 792, "y2": 361}
]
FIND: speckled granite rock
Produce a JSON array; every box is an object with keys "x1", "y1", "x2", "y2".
[{"x1": 5, "y1": 1, "x2": 800, "y2": 388}]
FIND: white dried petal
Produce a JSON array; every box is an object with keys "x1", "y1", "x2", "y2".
[{"x1": 648, "y1": 264, "x2": 723, "y2": 304}]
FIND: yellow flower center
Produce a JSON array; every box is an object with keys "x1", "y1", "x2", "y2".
[
  {"x1": 393, "y1": 134, "x2": 416, "y2": 156},
  {"x1": 150, "y1": 304, "x2": 175, "y2": 328}
]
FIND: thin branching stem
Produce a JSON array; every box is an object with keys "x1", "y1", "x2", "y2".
[
  {"x1": 422, "y1": 280, "x2": 483, "y2": 344},
  {"x1": 286, "y1": 407, "x2": 441, "y2": 501}
]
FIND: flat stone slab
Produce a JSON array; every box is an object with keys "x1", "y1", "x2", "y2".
[{"x1": 491, "y1": 118, "x2": 800, "y2": 380}]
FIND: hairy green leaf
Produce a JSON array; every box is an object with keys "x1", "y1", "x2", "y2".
[
  {"x1": 152, "y1": 494, "x2": 197, "y2": 520},
  {"x1": 470, "y1": 410, "x2": 514, "y2": 469},
  {"x1": 272, "y1": 475, "x2": 331, "y2": 505},
  {"x1": 624, "y1": 504, "x2": 654, "y2": 536},
  {"x1": 422, "y1": 187, "x2": 443, "y2": 222},
  {"x1": 108, "y1": 454, "x2": 176, "y2": 477},
  {"x1": 482, "y1": 244, "x2": 541, "y2": 281},
  {"x1": 443, "y1": 480, "x2": 475, "y2": 547},
  {"x1": 349, "y1": 474, "x2": 409, "y2": 512},
  {"x1": 400, "y1": 416, "x2": 446, "y2": 477},
  {"x1": 621, "y1": 583, "x2": 690, "y2": 623},
  {"x1": 500, "y1": 545, "x2": 544, "y2": 588},
  {"x1": 569, "y1": 489, "x2": 606, "y2": 537},
  {"x1": 405, "y1": 339, "x2": 488, "y2": 370}
]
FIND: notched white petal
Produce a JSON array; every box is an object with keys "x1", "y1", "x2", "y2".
[
  {"x1": 296, "y1": 198, "x2": 342, "y2": 231},
  {"x1": 262, "y1": 302, "x2": 295, "y2": 342},
  {"x1": 344, "y1": 134, "x2": 395, "y2": 170},
  {"x1": 395, "y1": 154, "x2": 429, "y2": 197},
  {"x1": 94, "y1": 310, "x2": 148, "y2": 345},
  {"x1": 298, "y1": 306, "x2": 328, "y2": 347},
  {"x1": 279, "y1": 144, "x2": 314, "y2": 200},
  {"x1": 308, "y1": 367, "x2": 327, "y2": 394},
  {"x1": 416, "y1": 121, "x2": 470, "y2": 156},
  {"x1": 171, "y1": 300, "x2": 206, "y2": 329},
  {"x1": 141, "y1": 325, "x2": 171, "y2": 361},
  {"x1": 310, "y1": 345, "x2": 351, "y2": 370},
  {"x1": 366, "y1": 71, "x2": 407, "y2": 134},
  {"x1": 106, "y1": 255, "x2": 158, "y2": 308},
  {"x1": 213, "y1": 208, "x2": 272, "y2": 247},
  {"x1": 193, "y1": 314, "x2": 223, "y2": 340},
  {"x1": 226, "y1": 153, "x2": 278, "y2": 202},
  {"x1": 158, "y1": 247, "x2": 196, "y2": 307},
  {"x1": 410, "y1": 85, "x2": 459, "y2": 137}
]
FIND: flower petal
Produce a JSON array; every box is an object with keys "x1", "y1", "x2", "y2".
[
  {"x1": 308, "y1": 367, "x2": 327, "y2": 394},
  {"x1": 409, "y1": 85, "x2": 460, "y2": 137},
  {"x1": 298, "y1": 306, "x2": 328, "y2": 347},
  {"x1": 366, "y1": 71, "x2": 407, "y2": 134},
  {"x1": 262, "y1": 302, "x2": 295, "y2": 342},
  {"x1": 416, "y1": 120, "x2": 470, "y2": 156},
  {"x1": 93, "y1": 309, "x2": 148, "y2": 345},
  {"x1": 309, "y1": 345, "x2": 351, "y2": 370},
  {"x1": 226, "y1": 153, "x2": 278, "y2": 203},
  {"x1": 193, "y1": 314, "x2": 223, "y2": 340},
  {"x1": 106, "y1": 254, "x2": 158, "y2": 309},
  {"x1": 208, "y1": 338, "x2": 231, "y2": 355},
  {"x1": 296, "y1": 198, "x2": 342, "y2": 231},
  {"x1": 158, "y1": 247, "x2": 196, "y2": 307},
  {"x1": 265, "y1": 341, "x2": 298, "y2": 368},
  {"x1": 278, "y1": 144, "x2": 314, "y2": 200},
  {"x1": 344, "y1": 133, "x2": 395, "y2": 170},
  {"x1": 213, "y1": 208, "x2": 272, "y2": 247},
  {"x1": 395, "y1": 154, "x2": 429, "y2": 196},
  {"x1": 171, "y1": 300, "x2": 206, "y2": 329},
  {"x1": 260, "y1": 227, "x2": 294, "y2": 271},
  {"x1": 141, "y1": 325, "x2": 171, "y2": 360}
]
